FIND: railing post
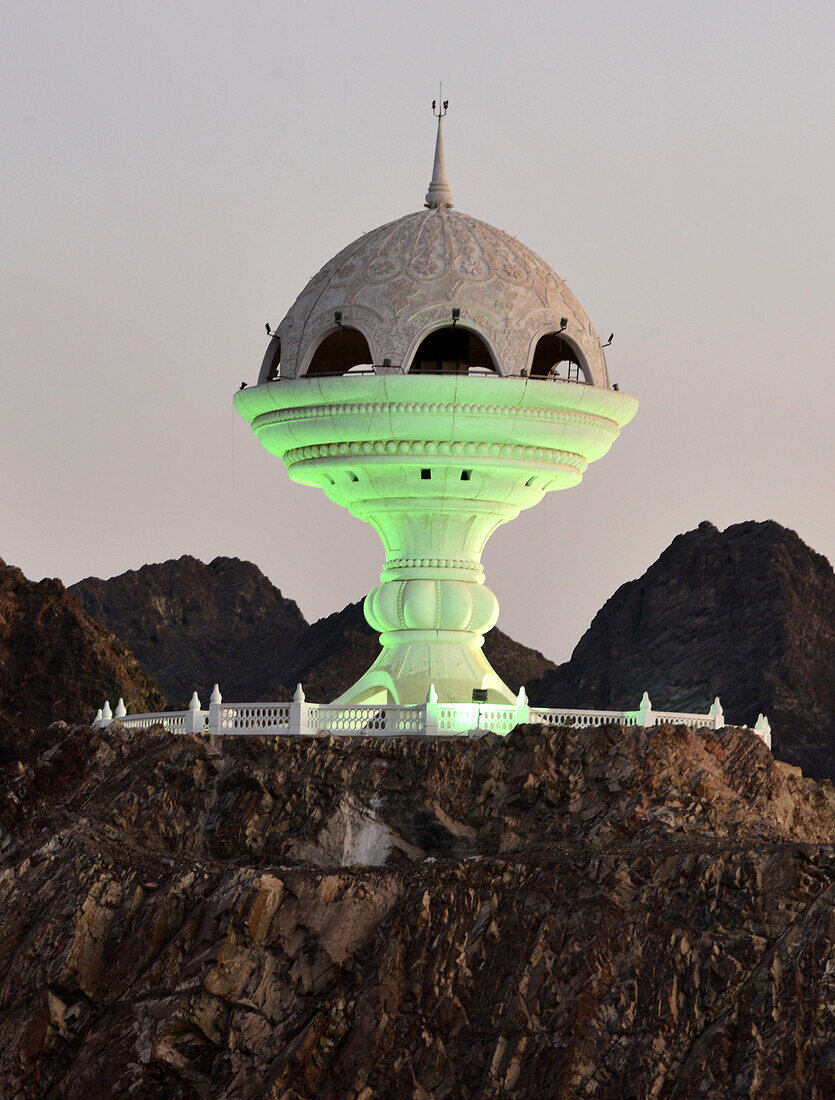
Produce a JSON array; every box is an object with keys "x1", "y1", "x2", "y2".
[
  {"x1": 114, "y1": 697, "x2": 127, "y2": 719},
  {"x1": 515, "y1": 685, "x2": 530, "y2": 726},
  {"x1": 209, "y1": 684, "x2": 222, "y2": 736},
  {"x1": 754, "y1": 713, "x2": 772, "y2": 750},
  {"x1": 424, "y1": 683, "x2": 439, "y2": 737},
  {"x1": 186, "y1": 691, "x2": 204, "y2": 734},
  {"x1": 289, "y1": 683, "x2": 311, "y2": 735},
  {"x1": 102, "y1": 700, "x2": 113, "y2": 726},
  {"x1": 708, "y1": 696, "x2": 724, "y2": 730},
  {"x1": 93, "y1": 707, "x2": 104, "y2": 729},
  {"x1": 636, "y1": 692, "x2": 653, "y2": 728}
]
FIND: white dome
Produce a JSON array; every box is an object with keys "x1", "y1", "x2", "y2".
[{"x1": 261, "y1": 207, "x2": 610, "y2": 387}]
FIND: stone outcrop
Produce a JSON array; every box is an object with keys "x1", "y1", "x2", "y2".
[
  {"x1": 1, "y1": 717, "x2": 834, "y2": 1097},
  {"x1": 529, "y1": 521, "x2": 835, "y2": 781},
  {"x1": 70, "y1": 557, "x2": 556, "y2": 705},
  {"x1": 0, "y1": 558, "x2": 164, "y2": 762}
]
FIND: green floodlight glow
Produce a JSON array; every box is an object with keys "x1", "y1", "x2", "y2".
[{"x1": 234, "y1": 373, "x2": 637, "y2": 706}]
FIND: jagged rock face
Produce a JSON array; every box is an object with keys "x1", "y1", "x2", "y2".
[
  {"x1": 0, "y1": 559, "x2": 164, "y2": 759},
  {"x1": 1, "y1": 720, "x2": 834, "y2": 1096},
  {"x1": 529, "y1": 521, "x2": 835, "y2": 781},
  {"x1": 70, "y1": 558, "x2": 555, "y2": 705},
  {"x1": 71, "y1": 556, "x2": 308, "y2": 705}
]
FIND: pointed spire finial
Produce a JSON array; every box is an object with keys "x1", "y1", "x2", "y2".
[{"x1": 425, "y1": 85, "x2": 453, "y2": 210}]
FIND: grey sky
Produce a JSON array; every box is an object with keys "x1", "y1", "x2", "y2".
[{"x1": 1, "y1": 0, "x2": 833, "y2": 662}]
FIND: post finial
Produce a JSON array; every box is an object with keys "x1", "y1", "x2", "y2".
[{"x1": 425, "y1": 85, "x2": 453, "y2": 210}]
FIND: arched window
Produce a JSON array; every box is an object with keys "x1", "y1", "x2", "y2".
[
  {"x1": 264, "y1": 337, "x2": 281, "y2": 381},
  {"x1": 529, "y1": 332, "x2": 590, "y2": 383},
  {"x1": 306, "y1": 327, "x2": 373, "y2": 377},
  {"x1": 408, "y1": 326, "x2": 498, "y2": 375}
]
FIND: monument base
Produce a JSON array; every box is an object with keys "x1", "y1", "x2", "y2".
[{"x1": 331, "y1": 631, "x2": 515, "y2": 705}]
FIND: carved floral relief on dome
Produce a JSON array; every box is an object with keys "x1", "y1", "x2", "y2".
[
  {"x1": 453, "y1": 253, "x2": 491, "y2": 280},
  {"x1": 480, "y1": 230, "x2": 533, "y2": 290},
  {"x1": 265, "y1": 208, "x2": 608, "y2": 385},
  {"x1": 408, "y1": 252, "x2": 447, "y2": 280},
  {"x1": 407, "y1": 213, "x2": 447, "y2": 281},
  {"x1": 367, "y1": 253, "x2": 405, "y2": 281},
  {"x1": 447, "y1": 216, "x2": 491, "y2": 282},
  {"x1": 364, "y1": 219, "x2": 412, "y2": 283},
  {"x1": 327, "y1": 258, "x2": 364, "y2": 288},
  {"x1": 386, "y1": 277, "x2": 420, "y2": 318}
]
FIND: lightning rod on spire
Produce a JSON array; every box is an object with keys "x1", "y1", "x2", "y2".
[{"x1": 425, "y1": 85, "x2": 453, "y2": 209}]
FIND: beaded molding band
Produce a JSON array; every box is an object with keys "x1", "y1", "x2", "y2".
[{"x1": 282, "y1": 439, "x2": 588, "y2": 470}]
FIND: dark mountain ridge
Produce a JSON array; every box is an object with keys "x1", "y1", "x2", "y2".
[
  {"x1": 71, "y1": 555, "x2": 309, "y2": 703},
  {"x1": 71, "y1": 556, "x2": 556, "y2": 706},
  {"x1": 529, "y1": 520, "x2": 835, "y2": 780},
  {"x1": 69, "y1": 524, "x2": 835, "y2": 781}
]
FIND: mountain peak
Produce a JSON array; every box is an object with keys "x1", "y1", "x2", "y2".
[
  {"x1": 71, "y1": 556, "x2": 308, "y2": 704},
  {"x1": 529, "y1": 520, "x2": 835, "y2": 780}
]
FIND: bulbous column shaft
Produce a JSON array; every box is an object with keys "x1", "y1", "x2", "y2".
[{"x1": 337, "y1": 495, "x2": 513, "y2": 704}]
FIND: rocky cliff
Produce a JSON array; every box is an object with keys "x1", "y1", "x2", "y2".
[
  {"x1": 1, "y1": 717, "x2": 833, "y2": 1097},
  {"x1": 0, "y1": 558, "x2": 164, "y2": 762},
  {"x1": 70, "y1": 557, "x2": 555, "y2": 705},
  {"x1": 529, "y1": 521, "x2": 835, "y2": 781}
]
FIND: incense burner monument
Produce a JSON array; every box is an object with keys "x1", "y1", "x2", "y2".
[{"x1": 234, "y1": 107, "x2": 638, "y2": 706}]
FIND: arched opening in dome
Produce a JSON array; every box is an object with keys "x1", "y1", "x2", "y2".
[
  {"x1": 263, "y1": 336, "x2": 281, "y2": 381},
  {"x1": 529, "y1": 332, "x2": 591, "y2": 383},
  {"x1": 305, "y1": 327, "x2": 374, "y2": 377},
  {"x1": 408, "y1": 327, "x2": 498, "y2": 376}
]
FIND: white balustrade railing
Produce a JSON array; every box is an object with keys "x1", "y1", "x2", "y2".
[
  {"x1": 118, "y1": 711, "x2": 192, "y2": 734},
  {"x1": 651, "y1": 711, "x2": 713, "y2": 726},
  {"x1": 309, "y1": 704, "x2": 425, "y2": 735},
  {"x1": 435, "y1": 702, "x2": 519, "y2": 736},
  {"x1": 528, "y1": 707, "x2": 640, "y2": 728},
  {"x1": 216, "y1": 703, "x2": 292, "y2": 734},
  {"x1": 90, "y1": 687, "x2": 771, "y2": 748}
]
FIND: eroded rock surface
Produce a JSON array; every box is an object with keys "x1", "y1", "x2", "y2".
[{"x1": 1, "y1": 720, "x2": 834, "y2": 1098}]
